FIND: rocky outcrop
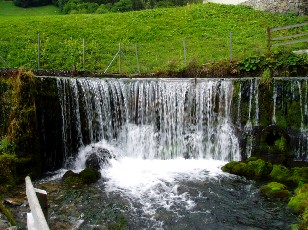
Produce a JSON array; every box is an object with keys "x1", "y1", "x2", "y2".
[{"x1": 242, "y1": 0, "x2": 308, "y2": 15}]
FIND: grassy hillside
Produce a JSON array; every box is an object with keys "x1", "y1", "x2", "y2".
[
  {"x1": 0, "y1": 3, "x2": 307, "y2": 73},
  {"x1": 0, "y1": 0, "x2": 60, "y2": 16}
]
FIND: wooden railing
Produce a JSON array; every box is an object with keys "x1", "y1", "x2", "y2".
[
  {"x1": 267, "y1": 22, "x2": 308, "y2": 51},
  {"x1": 25, "y1": 176, "x2": 49, "y2": 230}
]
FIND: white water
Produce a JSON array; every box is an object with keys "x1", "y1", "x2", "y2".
[
  {"x1": 103, "y1": 157, "x2": 226, "y2": 215},
  {"x1": 71, "y1": 139, "x2": 228, "y2": 228}
]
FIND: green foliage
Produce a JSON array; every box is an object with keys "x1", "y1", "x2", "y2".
[
  {"x1": 260, "y1": 68, "x2": 272, "y2": 89},
  {"x1": 260, "y1": 182, "x2": 290, "y2": 200},
  {"x1": 0, "y1": 4, "x2": 306, "y2": 73},
  {"x1": 239, "y1": 50, "x2": 308, "y2": 77},
  {"x1": 14, "y1": 0, "x2": 52, "y2": 8},
  {"x1": 270, "y1": 165, "x2": 291, "y2": 182},
  {"x1": 0, "y1": 136, "x2": 16, "y2": 155},
  {"x1": 274, "y1": 136, "x2": 287, "y2": 153},
  {"x1": 0, "y1": 154, "x2": 18, "y2": 187},
  {"x1": 0, "y1": 198, "x2": 17, "y2": 226},
  {"x1": 0, "y1": 0, "x2": 60, "y2": 16}
]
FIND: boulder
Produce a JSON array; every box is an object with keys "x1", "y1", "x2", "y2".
[
  {"x1": 85, "y1": 147, "x2": 115, "y2": 170},
  {"x1": 260, "y1": 182, "x2": 290, "y2": 200}
]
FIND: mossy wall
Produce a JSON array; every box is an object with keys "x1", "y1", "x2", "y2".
[
  {"x1": 231, "y1": 78, "x2": 308, "y2": 163},
  {"x1": 1, "y1": 73, "x2": 308, "y2": 179}
]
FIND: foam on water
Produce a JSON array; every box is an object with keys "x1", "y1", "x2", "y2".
[{"x1": 102, "y1": 156, "x2": 227, "y2": 216}]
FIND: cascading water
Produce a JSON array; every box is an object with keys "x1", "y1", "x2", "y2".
[
  {"x1": 56, "y1": 78, "x2": 240, "y2": 162},
  {"x1": 44, "y1": 77, "x2": 300, "y2": 229}
]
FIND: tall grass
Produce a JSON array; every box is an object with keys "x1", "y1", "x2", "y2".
[{"x1": 0, "y1": 3, "x2": 307, "y2": 73}]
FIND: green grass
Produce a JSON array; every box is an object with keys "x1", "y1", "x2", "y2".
[
  {"x1": 0, "y1": 3, "x2": 307, "y2": 73},
  {"x1": 0, "y1": 0, "x2": 60, "y2": 16}
]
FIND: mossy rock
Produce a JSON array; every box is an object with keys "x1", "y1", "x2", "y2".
[
  {"x1": 62, "y1": 170, "x2": 82, "y2": 185},
  {"x1": 290, "y1": 167, "x2": 308, "y2": 184},
  {"x1": 299, "y1": 208, "x2": 308, "y2": 230},
  {"x1": 62, "y1": 168, "x2": 101, "y2": 186},
  {"x1": 248, "y1": 159, "x2": 272, "y2": 179},
  {"x1": 222, "y1": 161, "x2": 254, "y2": 177},
  {"x1": 260, "y1": 182, "x2": 290, "y2": 200},
  {"x1": 288, "y1": 192, "x2": 308, "y2": 213},
  {"x1": 222, "y1": 159, "x2": 272, "y2": 179},
  {"x1": 270, "y1": 165, "x2": 291, "y2": 182},
  {"x1": 79, "y1": 168, "x2": 101, "y2": 184},
  {"x1": 288, "y1": 183, "x2": 308, "y2": 214}
]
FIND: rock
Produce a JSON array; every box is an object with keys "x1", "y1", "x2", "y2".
[
  {"x1": 260, "y1": 182, "x2": 290, "y2": 200},
  {"x1": 222, "y1": 159, "x2": 272, "y2": 179},
  {"x1": 85, "y1": 148, "x2": 115, "y2": 170},
  {"x1": 288, "y1": 183, "x2": 308, "y2": 213},
  {"x1": 79, "y1": 168, "x2": 101, "y2": 184},
  {"x1": 3, "y1": 197, "x2": 24, "y2": 206},
  {"x1": 62, "y1": 168, "x2": 101, "y2": 185},
  {"x1": 62, "y1": 170, "x2": 81, "y2": 185},
  {"x1": 270, "y1": 165, "x2": 290, "y2": 182}
]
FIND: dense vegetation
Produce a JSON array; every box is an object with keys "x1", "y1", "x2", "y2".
[
  {"x1": 0, "y1": 0, "x2": 60, "y2": 16},
  {"x1": 0, "y1": 3, "x2": 307, "y2": 73}
]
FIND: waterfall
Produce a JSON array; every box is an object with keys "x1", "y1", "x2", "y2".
[{"x1": 55, "y1": 78, "x2": 240, "y2": 162}]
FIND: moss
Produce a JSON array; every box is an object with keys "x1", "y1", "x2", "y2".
[
  {"x1": 299, "y1": 208, "x2": 308, "y2": 230},
  {"x1": 0, "y1": 198, "x2": 17, "y2": 226},
  {"x1": 288, "y1": 190, "x2": 308, "y2": 213},
  {"x1": 248, "y1": 159, "x2": 272, "y2": 179},
  {"x1": 290, "y1": 167, "x2": 308, "y2": 184},
  {"x1": 260, "y1": 182, "x2": 290, "y2": 200},
  {"x1": 6, "y1": 70, "x2": 41, "y2": 178},
  {"x1": 222, "y1": 161, "x2": 239, "y2": 173},
  {"x1": 222, "y1": 159, "x2": 273, "y2": 179},
  {"x1": 79, "y1": 168, "x2": 101, "y2": 184},
  {"x1": 63, "y1": 168, "x2": 101, "y2": 186},
  {"x1": 62, "y1": 170, "x2": 82, "y2": 185},
  {"x1": 0, "y1": 154, "x2": 18, "y2": 189},
  {"x1": 270, "y1": 165, "x2": 290, "y2": 182}
]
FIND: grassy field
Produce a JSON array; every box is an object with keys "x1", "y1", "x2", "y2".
[
  {"x1": 0, "y1": 0, "x2": 60, "y2": 16},
  {"x1": 0, "y1": 3, "x2": 307, "y2": 73}
]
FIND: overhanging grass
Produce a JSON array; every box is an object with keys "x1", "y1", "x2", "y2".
[{"x1": 0, "y1": 3, "x2": 307, "y2": 73}]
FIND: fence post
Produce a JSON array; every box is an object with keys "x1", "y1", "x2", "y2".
[
  {"x1": 135, "y1": 44, "x2": 140, "y2": 74},
  {"x1": 182, "y1": 38, "x2": 187, "y2": 62},
  {"x1": 118, "y1": 43, "x2": 121, "y2": 73},
  {"x1": 38, "y1": 33, "x2": 40, "y2": 70},
  {"x1": 230, "y1": 32, "x2": 232, "y2": 62},
  {"x1": 82, "y1": 38, "x2": 85, "y2": 71},
  {"x1": 25, "y1": 176, "x2": 49, "y2": 230},
  {"x1": 267, "y1": 27, "x2": 271, "y2": 52}
]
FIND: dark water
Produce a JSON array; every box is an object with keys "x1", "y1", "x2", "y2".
[{"x1": 55, "y1": 158, "x2": 296, "y2": 230}]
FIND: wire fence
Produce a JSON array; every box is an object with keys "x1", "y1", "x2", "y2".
[{"x1": 0, "y1": 31, "x2": 306, "y2": 74}]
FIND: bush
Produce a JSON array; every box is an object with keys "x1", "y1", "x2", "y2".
[{"x1": 14, "y1": 0, "x2": 52, "y2": 7}]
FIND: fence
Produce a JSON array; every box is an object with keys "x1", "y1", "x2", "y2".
[
  {"x1": 25, "y1": 176, "x2": 49, "y2": 230},
  {"x1": 267, "y1": 22, "x2": 308, "y2": 51},
  {"x1": 0, "y1": 29, "x2": 307, "y2": 74}
]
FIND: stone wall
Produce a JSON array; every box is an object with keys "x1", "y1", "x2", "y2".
[{"x1": 242, "y1": 0, "x2": 308, "y2": 15}]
